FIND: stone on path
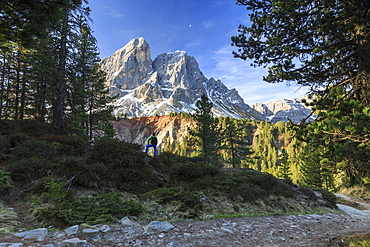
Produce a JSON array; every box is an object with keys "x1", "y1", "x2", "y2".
[{"x1": 14, "y1": 228, "x2": 48, "y2": 241}]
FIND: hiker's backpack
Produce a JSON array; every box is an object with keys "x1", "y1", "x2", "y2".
[{"x1": 150, "y1": 136, "x2": 158, "y2": 145}]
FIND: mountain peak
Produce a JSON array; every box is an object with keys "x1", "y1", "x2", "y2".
[
  {"x1": 100, "y1": 38, "x2": 260, "y2": 119},
  {"x1": 100, "y1": 38, "x2": 313, "y2": 122},
  {"x1": 100, "y1": 37, "x2": 152, "y2": 92},
  {"x1": 251, "y1": 96, "x2": 316, "y2": 123},
  {"x1": 115, "y1": 37, "x2": 149, "y2": 54}
]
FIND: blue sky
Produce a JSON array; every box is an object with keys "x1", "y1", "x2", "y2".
[{"x1": 88, "y1": 0, "x2": 309, "y2": 105}]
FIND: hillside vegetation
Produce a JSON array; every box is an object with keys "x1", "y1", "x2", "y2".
[
  {"x1": 117, "y1": 113, "x2": 367, "y2": 192},
  {"x1": 0, "y1": 120, "x2": 336, "y2": 231}
]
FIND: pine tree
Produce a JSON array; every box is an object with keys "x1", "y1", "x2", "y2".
[
  {"x1": 277, "y1": 148, "x2": 292, "y2": 181},
  {"x1": 0, "y1": 43, "x2": 13, "y2": 119},
  {"x1": 251, "y1": 121, "x2": 278, "y2": 173},
  {"x1": 299, "y1": 86, "x2": 370, "y2": 187},
  {"x1": 233, "y1": 0, "x2": 370, "y2": 105},
  {"x1": 0, "y1": 42, "x2": 30, "y2": 120},
  {"x1": 0, "y1": 0, "x2": 81, "y2": 49},
  {"x1": 220, "y1": 117, "x2": 253, "y2": 168},
  {"x1": 232, "y1": 0, "x2": 370, "y2": 187},
  {"x1": 190, "y1": 94, "x2": 220, "y2": 166},
  {"x1": 0, "y1": 1, "x2": 114, "y2": 138},
  {"x1": 65, "y1": 16, "x2": 114, "y2": 138},
  {"x1": 26, "y1": 36, "x2": 60, "y2": 122}
]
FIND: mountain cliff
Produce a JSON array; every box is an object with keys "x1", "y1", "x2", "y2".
[
  {"x1": 101, "y1": 37, "x2": 313, "y2": 123},
  {"x1": 110, "y1": 115, "x2": 194, "y2": 151},
  {"x1": 100, "y1": 37, "x2": 263, "y2": 120},
  {"x1": 252, "y1": 97, "x2": 316, "y2": 124}
]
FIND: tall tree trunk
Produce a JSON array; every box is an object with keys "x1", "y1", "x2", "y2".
[
  {"x1": 20, "y1": 71, "x2": 26, "y2": 120},
  {"x1": 35, "y1": 79, "x2": 47, "y2": 121},
  {"x1": 89, "y1": 96, "x2": 93, "y2": 139},
  {"x1": 19, "y1": 47, "x2": 27, "y2": 120},
  {"x1": 14, "y1": 49, "x2": 21, "y2": 120},
  {"x1": 0, "y1": 53, "x2": 5, "y2": 119},
  {"x1": 52, "y1": 14, "x2": 68, "y2": 135}
]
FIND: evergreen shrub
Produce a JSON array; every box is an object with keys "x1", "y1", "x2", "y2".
[
  {"x1": 0, "y1": 136, "x2": 10, "y2": 150},
  {"x1": 0, "y1": 171, "x2": 13, "y2": 192},
  {"x1": 0, "y1": 120, "x2": 50, "y2": 137},
  {"x1": 170, "y1": 162, "x2": 219, "y2": 181},
  {"x1": 241, "y1": 171, "x2": 294, "y2": 198},
  {"x1": 37, "y1": 191, "x2": 142, "y2": 226},
  {"x1": 54, "y1": 156, "x2": 86, "y2": 178},
  {"x1": 204, "y1": 172, "x2": 266, "y2": 202},
  {"x1": 155, "y1": 152, "x2": 188, "y2": 166},
  {"x1": 142, "y1": 187, "x2": 202, "y2": 217},
  {"x1": 17, "y1": 120, "x2": 51, "y2": 137},
  {"x1": 83, "y1": 138, "x2": 157, "y2": 192},
  {"x1": 7, "y1": 132, "x2": 31, "y2": 148},
  {"x1": 0, "y1": 120, "x2": 21, "y2": 135},
  {"x1": 11, "y1": 139, "x2": 57, "y2": 160},
  {"x1": 191, "y1": 170, "x2": 294, "y2": 202},
  {"x1": 7, "y1": 157, "x2": 54, "y2": 181},
  {"x1": 86, "y1": 138, "x2": 145, "y2": 169},
  {"x1": 40, "y1": 178, "x2": 74, "y2": 204},
  {"x1": 37, "y1": 135, "x2": 88, "y2": 156}
]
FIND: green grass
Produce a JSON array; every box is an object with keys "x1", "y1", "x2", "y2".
[
  {"x1": 0, "y1": 202, "x2": 19, "y2": 234},
  {"x1": 332, "y1": 233, "x2": 370, "y2": 247},
  {"x1": 211, "y1": 208, "x2": 337, "y2": 220}
]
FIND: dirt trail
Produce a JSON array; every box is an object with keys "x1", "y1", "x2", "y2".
[
  {"x1": 1, "y1": 193, "x2": 369, "y2": 246},
  {"x1": 335, "y1": 193, "x2": 370, "y2": 217}
]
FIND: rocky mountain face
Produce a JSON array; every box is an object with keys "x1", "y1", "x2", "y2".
[
  {"x1": 101, "y1": 37, "x2": 314, "y2": 124},
  {"x1": 100, "y1": 37, "x2": 263, "y2": 120},
  {"x1": 110, "y1": 115, "x2": 194, "y2": 152},
  {"x1": 252, "y1": 97, "x2": 316, "y2": 124}
]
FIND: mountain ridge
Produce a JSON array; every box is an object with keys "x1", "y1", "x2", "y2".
[{"x1": 101, "y1": 37, "x2": 314, "y2": 123}]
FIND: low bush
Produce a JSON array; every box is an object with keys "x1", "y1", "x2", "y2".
[
  {"x1": 199, "y1": 173, "x2": 266, "y2": 202},
  {"x1": 7, "y1": 157, "x2": 54, "y2": 181},
  {"x1": 38, "y1": 178, "x2": 75, "y2": 203},
  {"x1": 0, "y1": 120, "x2": 22, "y2": 136},
  {"x1": 53, "y1": 156, "x2": 86, "y2": 178},
  {"x1": 189, "y1": 170, "x2": 295, "y2": 203},
  {"x1": 86, "y1": 138, "x2": 145, "y2": 169},
  {"x1": 83, "y1": 138, "x2": 158, "y2": 192},
  {"x1": 37, "y1": 135, "x2": 88, "y2": 156},
  {"x1": 239, "y1": 170, "x2": 294, "y2": 198},
  {"x1": 17, "y1": 120, "x2": 51, "y2": 137},
  {"x1": 142, "y1": 187, "x2": 203, "y2": 218},
  {"x1": 0, "y1": 136, "x2": 10, "y2": 150},
  {"x1": 0, "y1": 170, "x2": 13, "y2": 192},
  {"x1": 0, "y1": 120, "x2": 50, "y2": 138},
  {"x1": 7, "y1": 132, "x2": 31, "y2": 148},
  {"x1": 170, "y1": 162, "x2": 219, "y2": 182},
  {"x1": 36, "y1": 191, "x2": 143, "y2": 226},
  {"x1": 11, "y1": 139, "x2": 58, "y2": 160}
]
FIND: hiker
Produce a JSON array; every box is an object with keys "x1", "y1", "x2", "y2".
[{"x1": 145, "y1": 132, "x2": 158, "y2": 156}]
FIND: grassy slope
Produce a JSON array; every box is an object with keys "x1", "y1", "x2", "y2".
[{"x1": 0, "y1": 120, "x2": 338, "y2": 230}]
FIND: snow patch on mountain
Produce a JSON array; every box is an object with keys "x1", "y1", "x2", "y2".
[
  {"x1": 252, "y1": 97, "x2": 316, "y2": 123},
  {"x1": 101, "y1": 37, "x2": 314, "y2": 123}
]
